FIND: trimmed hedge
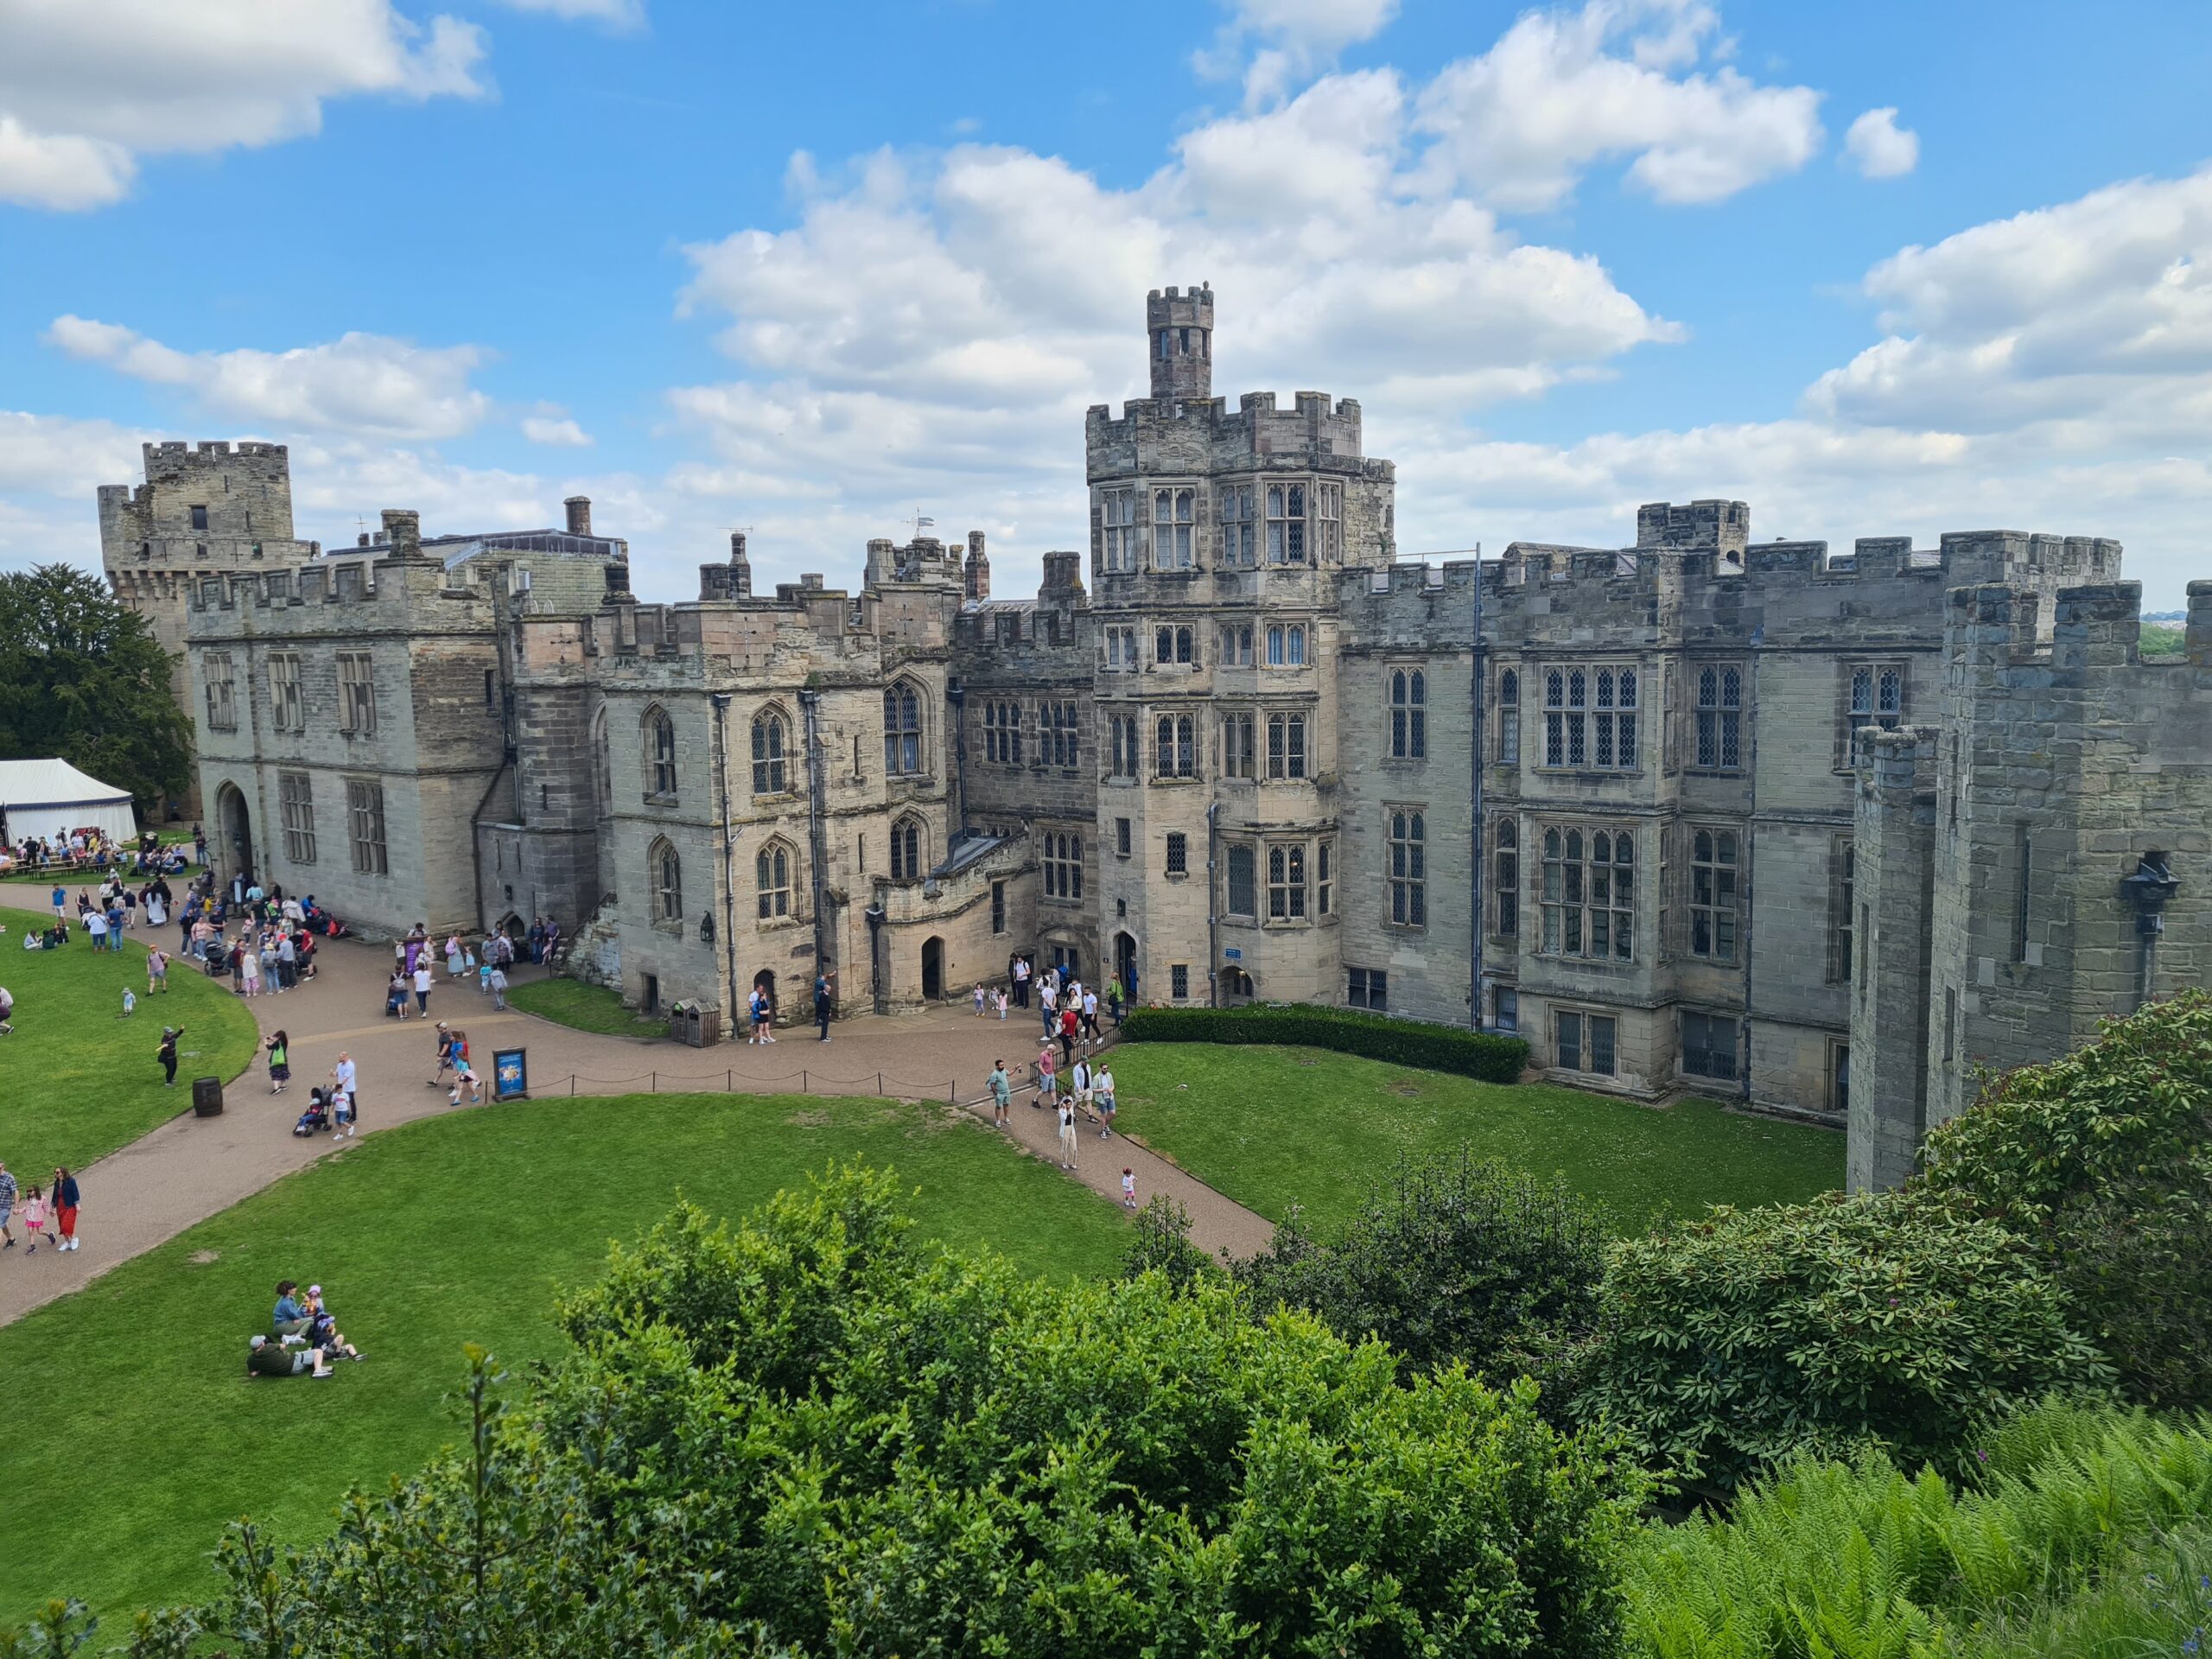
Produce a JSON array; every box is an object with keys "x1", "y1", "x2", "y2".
[{"x1": 1122, "y1": 1002, "x2": 1530, "y2": 1084}]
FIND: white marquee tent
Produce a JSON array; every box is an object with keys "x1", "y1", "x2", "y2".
[{"x1": 0, "y1": 758, "x2": 139, "y2": 846}]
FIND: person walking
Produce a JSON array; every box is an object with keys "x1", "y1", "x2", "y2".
[
  {"x1": 1033, "y1": 1043, "x2": 1057, "y2": 1107},
  {"x1": 412, "y1": 959, "x2": 434, "y2": 1020},
  {"x1": 487, "y1": 963, "x2": 508, "y2": 1010},
  {"x1": 1070, "y1": 1055, "x2": 1092, "y2": 1123},
  {"x1": 0, "y1": 1161, "x2": 15, "y2": 1250},
  {"x1": 49, "y1": 882, "x2": 66, "y2": 921},
  {"x1": 265, "y1": 1030, "x2": 291, "y2": 1095},
  {"x1": 332, "y1": 1052, "x2": 359, "y2": 1136},
  {"x1": 1056, "y1": 1094, "x2": 1079, "y2": 1172},
  {"x1": 1094, "y1": 1062, "x2": 1117, "y2": 1137},
  {"x1": 428, "y1": 1020, "x2": 455, "y2": 1089},
  {"x1": 1058, "y1": 1003, "x2": 1078, "y2": 1069},
  {"x1": 86, "y1": 907, "x2": 109, "y2": 954},
  {"x1": 156, "y1": 1025, "x2": 181, "y2": 1088},
  {"x1": 51, "y1": 1166, "x2": 79, "y2": 1251},
  {"x1": 1108, "y1": 975, "x2": 1127, "y2": 1028},
  {"x1": 238, "y1": 940, "x2": 261, "y2": 998},
  {"x1": 1039, "y1": 979, "x2": 1058, "y2": 1040},
  {"x1": 1012, "y1": 955, "x2": 1030, "y2": 1008},
  {"x1": 445, "y1": 931, "x2": 465, "y2": 981},
  {"x1": 813, "y1": 969, "x2": 835, "y2": 1042},
  {"x1": 1121, "y1": 1168, "x2": 1138, "y2": 1210},
  {"x1": 19, "y1": 1183, "x2": 51, "y2": 1251},
  {"x1": 1082, "y1": 987, "x2": 1101, "y2": 1046},
  {"x1": 146, "y1": 946, "x2": 169, "y2": 996},
  {"x1": 987, "y1": 1060, "x2": 1012, "y2": 1130}
]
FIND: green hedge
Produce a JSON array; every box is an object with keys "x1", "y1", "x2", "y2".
[{"x1": 1122, "y1": 1002, "x2": 1530, "y2": 1084}]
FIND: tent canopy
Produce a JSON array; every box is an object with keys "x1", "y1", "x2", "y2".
[{"x1": 0, "y1": 758, "x2": 139, "y2": 846}]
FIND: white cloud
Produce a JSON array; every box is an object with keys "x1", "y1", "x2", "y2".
[
  {"x1": 1201, "y1": 0, "x2": 1400, "y2": 105},
  {"x1": 522, "y1": 412, "x2": 594, "y2": 447},
  {"x1": 48, "y1": 316, "x2": 495, "y2": 442},
  {"x1": 0, "y1": 0, "x2": 486, "y2": 210},
  {"x1": 1844, "y1": 106, "x2": 1918, "y2": 179},
  {"x1": 493, "y1": 0, "x2": 645, "y2": 27},
  {"x1": 1413, "y1": 0, "x2": 1823, "y2": 208}
]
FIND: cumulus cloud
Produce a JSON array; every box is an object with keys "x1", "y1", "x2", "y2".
[
  {"x1": 493, "y1": 0, "x2": 645, "y2": 27},
  {"x1": 1413, "y1": 0, "x2": 1824, "y2": 208},
  {"x1": 1844, "y1": 106, "x2": 1918, "y2": 178},
  {"x1": 523, "y1": 408, "x2": 594, "y2": 447},
  {"x1": 1199, "y1": 0, "x2": 1400, "y2": 105},
  {"x1": 0, "y1": 0, "x2": 486, "y2": 210},
  {"x1": 47, "y1": 316, "x2": 495, "y2": 442}
]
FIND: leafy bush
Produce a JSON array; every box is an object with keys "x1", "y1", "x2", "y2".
[
  {"x1": 1916, "y1": 988, "x2": 2212, "y2": 1409},
  {"x1": 1120, "y1": 1192, "x2": 1220, "y2": 1290},
  {"x1": 62, "y1": 1164, "x2": 1644, "y2": 1656},
  {"x1": 1623, "y1": 1402, "x2": 2212, "y2": 1659},
  {"x1": 1123, "y1": 1002, "x2": 1530, "y2": 1083},
  {"x1": 1576, "y1": 1191, "x2": 2112, "y2": 1494},
  {"x1": 1236, "y1": 1149, "x2": 1605, "y2": 1391}
]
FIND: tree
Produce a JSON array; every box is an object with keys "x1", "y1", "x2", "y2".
[
  {"x1": 1914, "y1": 988, "x2": 2212, "y2": 1409},
  {"x1": 1232, "y1": 1150, "x2": 1607, "y2": 1396},
  {"x1": 0, "y1": 565, "x2": 191, "y2": 813}
]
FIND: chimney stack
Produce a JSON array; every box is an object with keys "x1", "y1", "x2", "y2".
[
  {"x1": 964, "y1": 529, "x2": 990, "y2": 601},
  {"x1": 380, "y1": 508, "x2": 423, "y2": 560},
  {"x1": 563, "y1": 495, "x2": 593, "y2": 537}
]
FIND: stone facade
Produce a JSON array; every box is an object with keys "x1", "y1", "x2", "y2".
[
  {"x1": 98, "y1": 440, "x2": 316, "y2": 818},
  {"x1": 1848, "y1": 579, "x2": 2212, "y2": 1189},
  {"x1": 118, "y1": 285, "x2": 2205, "y2": 1118}
]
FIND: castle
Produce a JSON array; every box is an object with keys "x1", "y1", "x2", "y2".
[{"x1": 100, "y1": 285, "x2": 2212, "y2": 1185}]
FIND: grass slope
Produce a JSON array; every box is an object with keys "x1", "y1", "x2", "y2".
[
  {"x1": 1108, "y1": 1042, "x2": 1840, "y2": 1236},
  {"x1": 0, "y1": 1090, "x2": 1129, "y2": 1624},
  {"x1": 0, "y1": 904, "x2": 260, "y2": 1175},
  {"x1": 506, "y1": 975, "x2": 666, "y2": 1039}
]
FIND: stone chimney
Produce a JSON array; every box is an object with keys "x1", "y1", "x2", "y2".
[
  {"x1": 964, "y1": 530, "x2": 990, "y2": 600},
  {"x1": 563, "y1": 495, "x2": 593, "y2": 537},
  {"x1": 380, "y1": 508, "x2": 423, "y2": 560}
]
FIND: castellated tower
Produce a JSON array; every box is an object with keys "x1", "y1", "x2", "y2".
[
  {"x1": 1147, "y1": 283, "x2": 1214, "y2": 403},
  {"x1": 98, "y1": 441, "x2": 315, "y2": 819}
]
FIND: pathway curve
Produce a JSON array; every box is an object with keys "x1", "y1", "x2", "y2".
[{"x1": 1, "y1": 927, "x2": 1271, "y2": 1326}]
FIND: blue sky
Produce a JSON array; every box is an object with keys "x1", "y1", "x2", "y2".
[{"x1": 3, "y1": 0, "x2": 2209, "y2": 605}]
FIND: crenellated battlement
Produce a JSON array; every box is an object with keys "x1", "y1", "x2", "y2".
[{"x1": 1948, "y1": 578, "x2": 2212, "y2": 679}]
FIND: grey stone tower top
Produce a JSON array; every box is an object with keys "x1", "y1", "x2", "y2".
[{"x1": 1147, "y1": 283, "x2": 1213, "y2": 402}]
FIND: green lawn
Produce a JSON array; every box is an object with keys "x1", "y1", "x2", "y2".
[
  {"x1": 0, "y1": 904, "x2": 261, "y2": 1175},
  {"x1": 1107, "y1": 1043, "x2": 1842, "y2": 1236},
  {"x1": 507, "y1": 974, "x2": 667, "y2": 1039},
  {"x1": 0, "y1": 1090, "x2": 1130, "y2": 1624}
]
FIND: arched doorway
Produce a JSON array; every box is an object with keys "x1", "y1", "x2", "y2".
[
  {"x1": 920, "y1": 936, "x2": 944, "y2": 1001},
  {"x1": 1218, "y1": 966, "x2": 1255, "y2": 1005},
  {"x1": 752, "y1": 969, "x2": 777, "y2": 1024},
  {"x1": 215, "y1": 783, "x2": 254, "y2": 891},
  {"x1": 1113, "y1": 931, "x2": 1138, "y2": 1001}
]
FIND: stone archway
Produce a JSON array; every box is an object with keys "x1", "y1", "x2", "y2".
[
  {"x1": 1114, "y1": 931, "x2": 1138, "y2": 1001},
  {"x1": 214, "y1": 782, "x2": 254, "y2": 892},
  {"x1": 920, "y1": 936, "x2": 944, "y2": 1002}
]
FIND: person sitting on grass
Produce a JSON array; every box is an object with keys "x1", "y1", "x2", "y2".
[
  {"x1": 302, "y1": 1285, "x2": 365, "y2": 1361},
  {"x1": 245, "y1": 1333, "x2": 334, "y2": 1379},
  {"x1": 272, "y1": 1279, "x2": 309, "y2": 1338}
]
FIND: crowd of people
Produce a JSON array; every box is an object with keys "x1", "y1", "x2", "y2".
[{"x1": 5, "y1": 827, "x2": 192, "y2": 879}]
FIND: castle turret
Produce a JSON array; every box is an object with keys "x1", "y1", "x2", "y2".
[{"x1": 1147, "y1": 283, "x2": 1213, "y2": 402}]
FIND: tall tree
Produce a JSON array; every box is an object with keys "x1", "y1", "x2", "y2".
[{"x1": 0, "y1": 564, "x2": 191, "y2": 814}]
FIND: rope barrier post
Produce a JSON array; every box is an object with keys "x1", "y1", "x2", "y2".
[
  {"x1": 727, "y1": 1069, "x2": 732, "y2": 1091},
  {"x1": 652, "y1": 1071, "x2": 657, "y2": 1094},
  {"x1": 877, "y1": 1071, "x2": 884, "y2": 1096},
  {"x1": 802, "y1": 1070, "x2": 808, "y2": 1093},
  {"x1": 569, "y1": 1076, "x2": 575, "y2": 1097}
]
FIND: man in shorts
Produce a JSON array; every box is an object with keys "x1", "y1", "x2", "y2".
[{"x1": 0, "y1": 1160, "x2": 15, "y2": 1249}]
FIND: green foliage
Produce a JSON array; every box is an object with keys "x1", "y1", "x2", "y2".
[
  {"x1": 1577, "y1": 1191, "x2": 2113, "y2": 1495},
  {"x1": 1120, "y1": 1192, "x2": 1220, "y2": 1290},
  {"x1": 1622, "y1": 1402, "x2": 2212, "y2": 1659},
  {"x1": 1123, "y1": 1001, "x2": 1530, "y2": 1083},
  {"x1": 1236, "y1": 1150, "x2": 1605, "y2": 1391},
  {"x1": 1916, "y1": 988, "x2": 2212, "y2": 1408},
  {"x1": 506, "y1": 974, "x2": 669, "y2": 1037},
  {"x1": 91, "y1": 1165, "x2": 1643, "y2": 1656},
  {"x1": 0, "y1": 565, "x2": 190, "y2": 810},
  {"x1": 2139, "y1": 620, "x2": 2187, "y2": 656}
]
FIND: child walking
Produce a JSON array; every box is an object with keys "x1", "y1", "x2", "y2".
[
  {"x1": 19, "y1": 1183, "x2": 51, "y2": 1252},
  {"x1": 1121, "y1": 1168, "x2": 1138, "y2": 1210}
]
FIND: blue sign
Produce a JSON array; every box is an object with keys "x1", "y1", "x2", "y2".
[
  {"x1": 493, "y1": 1047, "x2": 529, "y2": 1101},
  {"x1": 1222, "y1": 947, "x2": 1243, "y2": 961}
]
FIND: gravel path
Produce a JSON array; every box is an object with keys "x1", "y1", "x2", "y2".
[{"x1": 0, "y1": 927, "x2": 1270, "y2": 1326}]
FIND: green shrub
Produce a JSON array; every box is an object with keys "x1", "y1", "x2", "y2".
[
  {"x1": 74, "y1": 1164, "x2": 1644, "y2": 1656},
  {"x1": 1236, "y1": 1149, "x2": 1605, "y2": 1393},
  {"x1": 1622, "y1": 1402, "x2": 2212, "y2": 1659},
  {"x1": 1123, "y1": 1001, "x2": 1530, "y2": 1083},
  {"x1": 1916, "y1": 988, "x2": 2212, "y2": 1409},
  {"x1": 1577, "y1": 1191, "x2": 2112, "y2": 1494}
]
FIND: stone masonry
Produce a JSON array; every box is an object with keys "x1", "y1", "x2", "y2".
[{"x1": 110, "y1": 285, "x2": 2207, "y2": 1146}]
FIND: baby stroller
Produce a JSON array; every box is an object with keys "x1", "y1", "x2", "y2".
[{"x1": 292, "y1": 1087, "x2": 333, "y2": 1136}]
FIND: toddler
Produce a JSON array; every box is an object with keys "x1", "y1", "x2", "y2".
[
  {"x1": 19, "y1": 1183, "x2": 51, "y2": 1251},
  {"x1": 994, "y1": 988, "x2": 1008, "y2": 1020},
  {"x1": 973, "y1": 982, "x2": 987, "y2": 1017},
  {"x1": 1121, "y1": 1169, "x2": 1137, "y2": 1210},
  {"x1": 121, "y1": 987, "x2": 136, "y2": 1018}
]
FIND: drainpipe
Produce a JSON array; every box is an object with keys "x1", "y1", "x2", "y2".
[
  {"x1": 799, "y1": 689, "x2": 830, "y2": 986},
  {"x1": 1205, "y1": 799, "x2": 1220, "y2": 1007},
  {"x1": 1738, "y1": 626, "x2": 1764, "y2": 1101},
  {"x1": 1470, "y1": 545, "x2": 1485, "y2": 1029},
  {"x1": 710, "y1": 695, "x2": 740, "y2": 1020},
  {"x1": 947, "y1": 681, "x2": 968, "y2": 835}
]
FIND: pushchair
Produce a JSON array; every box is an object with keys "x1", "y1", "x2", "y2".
[{"x1": 291, "y1": 1088, "x2": 334, "y2": 1136}]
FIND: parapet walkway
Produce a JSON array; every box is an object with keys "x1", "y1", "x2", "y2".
[{"x1": 0, "y1": 929, "x2": 1271, "y2": 1327}]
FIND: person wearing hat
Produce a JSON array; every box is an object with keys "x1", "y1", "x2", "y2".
[
  {"x1": 427, "y1": 1021, "x2": 456, "y2": 1090},
  {"x1": 245, "y1": 1333, "x2": 333, "y2": 1379},
  {"x1": 156, "y1": 1026, "x2": 181, "y2": 1087}
]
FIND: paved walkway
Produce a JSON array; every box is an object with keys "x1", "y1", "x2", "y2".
[{"x1": 0, "y1": 925, "x2": 1271, "y2": 1327}]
